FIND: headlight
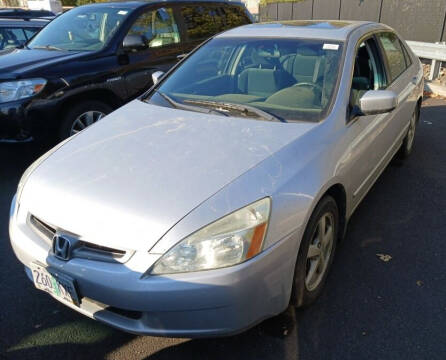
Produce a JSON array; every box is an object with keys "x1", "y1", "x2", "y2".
[
  {"x1": 0, "y1": 78, "x2": 46, "y2": 103},
  {"x1": 150, "y1": 198, "x2": 271, "y2": 275}
]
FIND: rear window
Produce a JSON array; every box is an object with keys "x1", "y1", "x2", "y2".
[{"x1": 181, "y1": 5, "x2": 250, "y2": 41}]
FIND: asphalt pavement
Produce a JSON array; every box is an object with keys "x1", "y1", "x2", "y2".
[{"x1": 0, "y1": 98, "x2": 445, "y2": 360}]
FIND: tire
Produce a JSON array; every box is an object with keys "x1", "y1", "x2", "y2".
[
  {"x1": 59, "y1": 100, "x2": 112, "y2": 141},
  {"x1": 290, "y1": 196, "x2": 339, "y2": 308},
  {"x1": 398, "y1": 105, "x2": 419, "y2": 159}
]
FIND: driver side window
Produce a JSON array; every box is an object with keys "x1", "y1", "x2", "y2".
[
  {"x1": 127, "y1": 7, "x2": 180, "y2": 49},
  {"x1": 349, "y1": 37, "x2": 386, "y2": 118}
]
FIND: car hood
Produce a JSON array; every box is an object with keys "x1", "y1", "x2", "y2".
[
  {"x1": 0, "y1": 48, "x2": 83, "y2": 78},
  {"x1": 22, "y1": 100, "x2": 316, "y2": 252}
]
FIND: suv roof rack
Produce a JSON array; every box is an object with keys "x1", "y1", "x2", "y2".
[{"x1": 0, "y1": 8, "x2": 55, "y2": 19}]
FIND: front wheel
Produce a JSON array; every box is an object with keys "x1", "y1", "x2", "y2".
[
  {"x1": 398, "y1": 106, "x2": 419, "y2": 159},
  {"x1": 290, "y1": 196, "x2": 339, "y2": 308},
  {"x1": 59, "y1": 101, "x2": 112, "y2": 141}
]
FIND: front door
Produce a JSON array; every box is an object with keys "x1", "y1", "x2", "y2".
[
  {"x1": 120, "y1": 6, "x2": 183, "y2": 100},
  {"x1": 346, "y1": 36, "x2": 393, "y2": 209}
]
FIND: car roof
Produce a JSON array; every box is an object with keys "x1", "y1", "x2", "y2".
[
  {"x1": 0, "y1": 18, "x2": 48, "y2": 27},
  {"x1": 80, "y1": 0, "x2": 246, "y2": 9},
  {"x1": 217, "y1": 20, "x2": 383, "y2": 41}
]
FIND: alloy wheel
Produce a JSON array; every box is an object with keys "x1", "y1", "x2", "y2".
[
  {"x1": 406, "y1": 112, "x2": 417, "y2": 152},
  {"x1": 305, "y1": 212, "x2": 335, "y2": 291},
  {"x1": 70, "y1": 111, "x2": 105, "y2": 136}
]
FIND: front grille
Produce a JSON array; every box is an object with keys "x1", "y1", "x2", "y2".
[
  {"x1": 28, "y1": 214, "x2": 132, "y2": 263},
  {"x1": 29, "y1": 214, "x2": 55, "y2": 246},
  {"x1": 80, "y1": 242, "x2": 126, "y2": 257}
]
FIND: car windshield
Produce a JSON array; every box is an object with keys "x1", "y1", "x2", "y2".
[
  {"x1": 145, "y1": 37, "x2": 344, "y2": 122},
  {"x1": 28, "y1": 6, "x2": 132, "y2": 51}
]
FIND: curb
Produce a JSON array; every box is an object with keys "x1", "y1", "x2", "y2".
[{"x1": 425, "y1": 81, "x2": 446, "y2": 97}]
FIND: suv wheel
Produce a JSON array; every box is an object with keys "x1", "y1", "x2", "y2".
[{"x1": 59, "y1": 101, "x2": 112, "y2": 140}]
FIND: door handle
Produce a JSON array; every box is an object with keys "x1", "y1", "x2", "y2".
[
  {"x1": 411, "y1": 76, "x2": 418, "y2": 85},
  {"x1": 177, "y1": 53, "x2": 188, "y2": 60}
]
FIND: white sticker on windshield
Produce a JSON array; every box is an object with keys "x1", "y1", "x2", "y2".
[
  {"x1": 118, "y1": 10, "x2": 128, "y2": 15},
  {"x1": 323, "y1": 43, "x2": 339, "y2": 51}
]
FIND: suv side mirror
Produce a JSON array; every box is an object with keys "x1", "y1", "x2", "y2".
[
  {"x1": 359, "y1": 90, "x2": 398, "y2": 116},
  {"x1": 152, "y1": 71, "x2": 165, "y2": 85},
  {"x1": 122, "y1": 34, "x2": 147, "y2": 51}
]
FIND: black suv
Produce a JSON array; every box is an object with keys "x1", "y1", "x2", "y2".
[{"x1": 0, "y1": 1, "x2": 252, "y2": 142}]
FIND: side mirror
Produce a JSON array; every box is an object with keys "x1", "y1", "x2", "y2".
[
  {"x1": 359, "y1": 90, "x2": 398, "y2": 116},
  {"x1": 122, "y1": 34, "x2": 147, "y2": 51},
  {"x1": 152, "y1": 71, "x2": 165, "y2": 85}
]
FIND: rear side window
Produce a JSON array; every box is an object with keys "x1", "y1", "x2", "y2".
[
  {"x1": 181, "y1": 5, "x2": 225, "y2": 40},
  {"x1": 221, "y1": 5, "x2": 251, "y2": 29},
  {"x1": 181, "y1": 5, "x2": 250, "y2": 41},
  {"x1": 401, "y1": 42, "x2": 413, "y2": 68},
  {"x1": 377, "y1": 32, "x2": 408, "y2": 82}
]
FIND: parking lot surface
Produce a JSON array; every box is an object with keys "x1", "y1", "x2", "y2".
[{"x1": 1, "y1": 98, "x2": 445, "y2": 360}]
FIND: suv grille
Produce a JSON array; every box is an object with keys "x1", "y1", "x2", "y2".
[{"x1": 28, "y1": 214, "x2": 131, "y2": 263}]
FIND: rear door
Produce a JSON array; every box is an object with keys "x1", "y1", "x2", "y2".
[{"x1": 120, "y1": 6, "x2": 184, "y2": 99}]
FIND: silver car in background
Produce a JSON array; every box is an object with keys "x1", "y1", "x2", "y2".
[{"x1": 9, "y1": 20, "x2": 423, "y2": 337}]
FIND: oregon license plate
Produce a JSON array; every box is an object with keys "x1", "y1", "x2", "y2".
[{"x1": 30, "y1": 263, "x2": 79, "y2": 306}]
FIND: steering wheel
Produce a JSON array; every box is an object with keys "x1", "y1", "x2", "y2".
[{"x1": 293, "y1": 82, "x2": 323, "y2": 93}]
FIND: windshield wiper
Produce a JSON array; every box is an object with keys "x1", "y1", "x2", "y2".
[
  {"x1": 154, "y1": 91, "x2": 229, "y2": 116},
  {"x1": 32, "y1": 45, "x2": 64, "y2": 51},
  {"x1": 183, "y1": 99, "x2": 286, "y2": 123}
]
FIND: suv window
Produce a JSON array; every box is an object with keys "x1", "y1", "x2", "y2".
[
  {"x1": 350, "y1": 37, "x2": 387, "y2": 118},
  {"x1": 377, "y1": 32, "x2": 408, "y2": 82},
  {"x1": 181, "y1": 5, "x2": 226, "y2": 41},
  {"x1": 221, "y1": 5, "x2": 251, "y2": 30},
  {"x1": 0, "y1": 28, "x2": 27, "y2": 50},
  {"x1": 181, "y1": 5, "x2": 250, "y2": 41},
  {"x1": 128, "y1": 7, "x2": 180, "y2": 48}
]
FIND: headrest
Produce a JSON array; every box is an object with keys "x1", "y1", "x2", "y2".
[{"x1": 297, "y1": 46, "x2": 320, "y2": 57}]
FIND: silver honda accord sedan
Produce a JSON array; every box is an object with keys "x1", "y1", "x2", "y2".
[{"x1": 9, "y1": 20, "x2": 423, "y2": 337}]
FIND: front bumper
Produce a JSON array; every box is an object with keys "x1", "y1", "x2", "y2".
[
  {"x1": 0, "y1": 98, "x2": 58, "y2": 142},
  {"x1": 0, "y1": 98, "x2": 32, "y2": 141},
  {"x1": 9, "y1": 197, "x2": 300, "y2": 337}
]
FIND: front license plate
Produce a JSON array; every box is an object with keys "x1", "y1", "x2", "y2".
[{"x1": 30, "y1": 263, "x2": 79, "y2": 306}]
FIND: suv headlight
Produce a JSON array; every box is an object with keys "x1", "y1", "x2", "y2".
[
  {"x1": 150, "y1": 198, "x2": 271, "y2": 275},
  {"x1": 0, "y1": 78, "x2": 46, "y2": 103}
]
